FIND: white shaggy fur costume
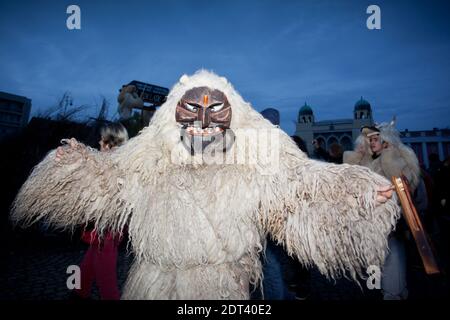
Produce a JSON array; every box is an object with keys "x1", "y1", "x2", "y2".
[
  {"x1": 343, "y1": 121, "x2": 421, "y2": 300},
  {"x1": 343, "y1": 120, "x2": 421, "y2": 192},
  {"x1": 12, "y1": 70, "x2": 401, "y2": 299}
]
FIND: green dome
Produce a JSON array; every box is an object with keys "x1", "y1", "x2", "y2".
[
  {"x1": 354, "y1": 97, "x2": 371, "y2": 111},
  {"x1": 299, "y1": 102, "x2": 313, "y2": 116}
]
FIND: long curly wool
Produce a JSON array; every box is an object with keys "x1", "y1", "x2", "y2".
[
  {"x1": 343, "y1": 120, "x2": 421, "y2": 192},
  {"x1": 11, "y1": 70, "x2": 400, "y2": 299},
  {"x1": 11, "y1": 145, "x2": 131, "y2": 235}
]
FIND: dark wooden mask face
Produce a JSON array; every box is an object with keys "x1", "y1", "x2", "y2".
[
  {"x1": 175, "y1": 87, "x2": 234, "y2": 154},
  {"x1": 175, "y1": 86, "x2": 232, "y2": 136}
]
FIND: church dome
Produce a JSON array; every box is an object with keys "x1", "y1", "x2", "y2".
[
  {"x1": 299, "y1": 102, "x2": 313, "y2": 116},
  {"x1": 354, "y1": 97, "x2": 371, "y2": 111}
]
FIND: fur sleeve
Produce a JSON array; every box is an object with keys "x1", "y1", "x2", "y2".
[
  {"x1": 10, "y1": 143, "x2": 132, "y2": 235},
  {"x1": 379, "y1": 147, "x2": 406, "y2": 179},
  {"x1": 380, "y1": 147, "x2": 420, "y2": 191},
  {"x1": 263, "y1": 157, "x2": 401, "y2": 282},
  {"x1": 343, "y1": 150, "x2": 363, "y2": 165}
]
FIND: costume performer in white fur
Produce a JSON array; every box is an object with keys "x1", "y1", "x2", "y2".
[
  {"x1": 344, "y1": 121, "x2": 421, "y2": 299},
  {"x1": 343, "y1": 120, "x2": 420, "y2": 192},
  {"x1": 12, "y1": 70, "x2": 400, "y2": 299}
]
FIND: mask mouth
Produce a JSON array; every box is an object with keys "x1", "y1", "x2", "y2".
[
  {"x1": 180, "y1": 124, "x2": 235, "y2": 155},
  {"x1": 185, "y1": 124, "x2": 224, "y2": 137}
]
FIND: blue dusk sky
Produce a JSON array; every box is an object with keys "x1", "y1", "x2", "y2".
[{"x1": 1, "y1": 0, "x2": 449, "y2": 133}]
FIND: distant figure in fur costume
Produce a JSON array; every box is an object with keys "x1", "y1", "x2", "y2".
[
  {"x1": 117, "y1": 84, "x2": 143, "y2": 119},
  {"x1": 344, "y1": 121, "x2": 421, "y2": 300},
  {"x1": 12, "y1": 70, "x2": 400, "y2": 299},
  {"x1": 343, "y1": 120, "x2": 420, "y2": 192}
]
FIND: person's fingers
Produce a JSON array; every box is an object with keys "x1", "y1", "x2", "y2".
[
  {"x1": 56, "y1": 146, "x2": 64, "y2": 156},
  {"x1": 376, "y1": 195, "x2": 387, "y2": 203},
  {"x1": 55, "y1": 147, "x2": 63, "y2": 162},
  {"x1": 69, "y1": 138, "x2": 78, "y2": 148},
  {"x1": 385, "y1": 189, "x2": 393, "y2": 198},
  {"x1": 377, "y1": 189, "x2": 393, "y2": 200},
  {"x1": 377, "y1": 184, "x2": 393, "y2": 192}
]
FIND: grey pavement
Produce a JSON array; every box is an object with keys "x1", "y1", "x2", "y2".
[
  {"x1": 0, "y1": 233, "x2": 448, "y2": 300},
  {"x1": 0, "y1": 236, "x2": 133, "y2": 300}
]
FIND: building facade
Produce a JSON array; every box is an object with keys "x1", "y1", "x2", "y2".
[
  {"x1": 401, "y1": 128, "x2": 450, "y2": 168},
  {"x1": 293, "y1": 97, "x2": 450, "y2": 167},
  {"x1": 294, "y1": 97, "x2": 374, "y2": 156},
  {"x1": 0, "y1": 91, "x2": 32, "y2": 139}
]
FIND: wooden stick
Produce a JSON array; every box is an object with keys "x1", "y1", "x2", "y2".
[{"x1": 391, "y1": 176, "x2": 440, "y2": 275}]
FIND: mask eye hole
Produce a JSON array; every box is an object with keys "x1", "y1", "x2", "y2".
[
  {"x1": 209, "y1": 103, "x2": 224, "y2": 112},
  {"x1": 184, "y1": 102, "x2": 199, "y2": 112}
]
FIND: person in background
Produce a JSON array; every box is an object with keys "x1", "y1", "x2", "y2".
[
  {"x1": 63, "y1": 122, "x2": 129, "y2": 300},
  {"x1": 291, "y1": 135, "x2": 308, "y2": 156},
  {"x1": 435, "y1": 156, "x2": 450, "y2": 276},
  {"x1": 312, "y1": 139, "x2": 328, "y2": 161},
  {"x1": 428, "y1": 153, "x2": 442, "y2": 181},
  {"x1": 312, "y1": 139, "x2": 343, "y2": 164},
  {"x1": 344, "y1": 122, "x2": 421, "y2": 300},
  {"x1": 328, "y1": 143, "x2": 344, "y2": 164}
]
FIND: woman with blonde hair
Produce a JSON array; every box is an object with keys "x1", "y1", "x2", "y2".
[{"x1": 68, "y1": 122, "x2": 128, "y2": 300}]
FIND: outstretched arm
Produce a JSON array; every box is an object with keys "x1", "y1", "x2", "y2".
[
  {"x1": 11, "y1": 138, "x2": 132, "y2": 235},
  {"x1": 262, "y1": 158, "x2": 400, "y2": 283}
]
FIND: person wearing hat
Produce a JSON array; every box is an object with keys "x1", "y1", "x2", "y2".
[{"x1": 344, "y1": 120, "x2": 421, "y2": 300}]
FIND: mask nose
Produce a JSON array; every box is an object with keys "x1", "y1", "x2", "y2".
[{"x1": 199, "y1": 108, "x2": 211, "y2": 129}]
